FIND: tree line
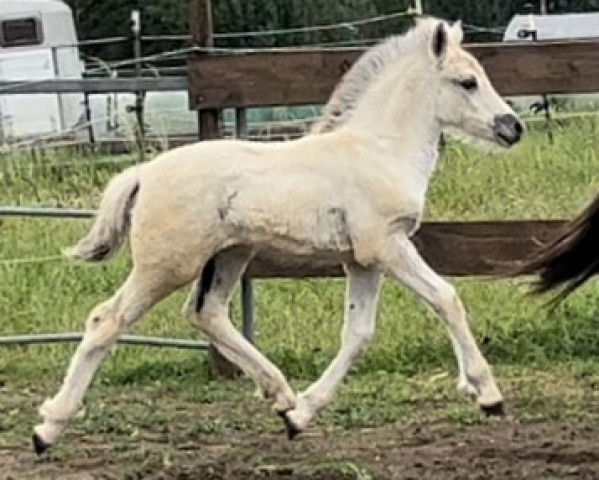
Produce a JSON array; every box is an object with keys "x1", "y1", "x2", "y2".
[{"x1": 64, "y1": 0, "x2": 599, "y2": 60}]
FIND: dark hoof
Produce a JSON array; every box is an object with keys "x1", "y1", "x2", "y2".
[
  {"x1": 480, "y1": 401, "x2": 505, "y2": 417},
  {"x1": 277, "y1": 411, "x2": 301, "y2": 440},
  {"x1": 32, "y1": 433, "x2": 51, "y2": 456}
]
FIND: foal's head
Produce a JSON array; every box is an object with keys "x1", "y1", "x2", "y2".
[{"x1": 426, "y1": 19, "x2": 523, "y2": 147}]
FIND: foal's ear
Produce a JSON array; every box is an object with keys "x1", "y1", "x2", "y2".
[
  {"x1": 431, "y1": 22, "x2": 448, "y2": 60},
  {"x1": 450, "y1": 20, "x2": 464, "y2": 44}
]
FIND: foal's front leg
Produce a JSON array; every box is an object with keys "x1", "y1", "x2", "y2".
[
  {"x1": 283, "y1": 264, "x2": 381, "y2": 437},
  {"x1": 382, "y1": 234, "x2": 504, "y2": 413}
]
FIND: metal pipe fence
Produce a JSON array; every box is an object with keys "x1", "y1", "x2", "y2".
[
  {"x1": 0, "y1": 204, "x2": 253, "y2": 349},
  {"x1": 0, "y1": 109, "x2": 256, "y2": 352},
  {"x1": 0, "y1": 333, "x2": 209, "y2": 350},
  {"x1": 0, "y1": 207, "x2": 95, "y2": 219}
]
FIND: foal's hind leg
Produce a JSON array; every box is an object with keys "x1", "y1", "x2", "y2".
[
  {"x1": 185, "y1": 247, "x2": 296, "y2": 413},
  {"x1": 33, "y1": 267, "x2": 181, "y2": 453}
]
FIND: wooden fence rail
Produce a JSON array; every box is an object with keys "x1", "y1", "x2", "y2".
[
  {"x1": 188, "y1": 39, "x2": 599, "y2": 109},
  {"x1": 0, "y1": 206, "x2": 567, "y2": 277},
  {"x1": 249, "y1": 220, "x2": 567, "y2": 278}
]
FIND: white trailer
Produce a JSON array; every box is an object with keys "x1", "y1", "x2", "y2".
[
  {"x1": 0, "y1": 0, "x2": 86, "y2": 144},
  {"x1": 503, "y1": 12, "x2": 599, "y2": 114},
  {"x1": 503, "y1": 12, "x2": 599, "y2": 42}
]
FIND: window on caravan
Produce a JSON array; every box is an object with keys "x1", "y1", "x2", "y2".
[{"x1": 1, "y1": 18, "x2": 43, "y2": 47}]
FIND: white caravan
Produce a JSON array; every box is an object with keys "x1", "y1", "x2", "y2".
[
  {"x1": 0, "y1": 0, "x2": 85, "y2": 144},
  {"x1": 504, "y1": 12, "x2": 599, "y2": 42},
  {"x1": 503, "y1": 12, "x2": 599, "y2": 113}
]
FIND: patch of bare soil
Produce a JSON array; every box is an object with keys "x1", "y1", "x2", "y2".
[{"x1": 2, "y1": 419, "x2": 599, "y2": 480}]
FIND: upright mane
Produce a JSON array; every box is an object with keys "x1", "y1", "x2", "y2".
[{"x1": 311, "y1": 17, "x2": 460, "y2": 134}]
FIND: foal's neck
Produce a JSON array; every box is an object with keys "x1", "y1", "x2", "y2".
[{"x1": 347, "y1": 62, "x2": 442, "y2": 180}]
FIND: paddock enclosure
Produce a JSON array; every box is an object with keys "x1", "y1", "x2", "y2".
[{"x1": 2, "y1": 1, "x2": 599, "y2": 478}]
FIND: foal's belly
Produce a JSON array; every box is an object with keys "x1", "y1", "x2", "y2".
[
  {"x1": 222, "y1": 204, "x2": 356, "y2": 260},
  {"x1": 251, "y1": 246, "x2": 354, "y2": 277}
]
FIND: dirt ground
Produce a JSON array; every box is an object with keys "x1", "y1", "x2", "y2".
[{"x1": 2, "y1": 418, "x2": 599, "y2": 480}]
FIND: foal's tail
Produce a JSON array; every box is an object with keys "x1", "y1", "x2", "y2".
[
  {"x1": 65, "y1": 166, "x2": 140, "y2": 262},
  {"x1": 513, "y1": 191, "x2": 599, "y2": 303}
]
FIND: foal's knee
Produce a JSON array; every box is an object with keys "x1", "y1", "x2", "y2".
[{"x1": 431, "y1": 284, "x2": 464, "y2": 321}]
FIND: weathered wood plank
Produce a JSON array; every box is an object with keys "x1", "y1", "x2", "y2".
[
  {"x1": 246, "y1": 220, "x2": 567, "y2": 278},
  {"x1": 469, "y1": 41, "x2": 599, "y2": 96},
  {"x1": 412, "y1": 220, "x2": 565, "y2": 276},
  {"x1": 0, "y1": 206, "x2": 568, "y2": 277},
  {"x1": 189, "y1": 50, "x2": 358, "y2": 109},
  {"x1": 189, "y1": 40, "x2": 599, "y2": 109}
]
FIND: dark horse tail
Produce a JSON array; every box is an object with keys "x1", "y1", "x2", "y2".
[{"x1": 514, "y1": 192, "x2": 599, "y2": 303}]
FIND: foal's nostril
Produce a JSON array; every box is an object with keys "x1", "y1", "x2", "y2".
[
  {"x1": 514, "y1": 119, "x2": 524, "y2": 136},
  {"x1": 493, "y1": 114, "x2": 523, "y2": 144}
]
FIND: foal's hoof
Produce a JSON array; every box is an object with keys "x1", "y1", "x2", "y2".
[
  {"x1": 32, "y1": 433, "x2": 52, "y2": 456},
  {"x1": 480, "y1": 401, "x2": 505, "y2": 417},
  {"x1": 277, "y1": 410, "x2": 301, "y2": 440}
]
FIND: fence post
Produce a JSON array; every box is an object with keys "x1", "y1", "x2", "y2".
[
  {"x1": 83, "y1": 93, "x2": 95, "y2": 144},
  {"x1": 413, "y1": 0, "x2": 423, "y2": 15},
  {"x1": 131, "y1": 10, "x2": 146, "y2": 162},
  {"x1": 50, "y1": 46, "x2": 66, "y2": 133},
  {"x1": 190, "y1": 0, "x2": 238, "y2": 378},
  {"x1": 191, "y1": 0, "x2": 222, "y2": 140}
]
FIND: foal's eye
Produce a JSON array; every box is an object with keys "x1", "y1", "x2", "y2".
[{"x1": 457, "y1": 77, "x2": 478, "y2": 92}]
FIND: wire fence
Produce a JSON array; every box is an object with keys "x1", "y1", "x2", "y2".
[
  {"x1": 0, "y1": 5, "x2": 509, "y2": 99},
  {"x1": 4, "y1": 6, "x2": 506, "y2": 80},
  {"x1": 68, "y1": 8, "x2": 416, "y2": 48},
  {"x1": 0, "y1": 254, "x2": 65, "y2": 267}
]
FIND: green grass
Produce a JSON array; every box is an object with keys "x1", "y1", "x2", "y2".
[
  {"x1": 1, "y1": 118, "x2": 599, "y2": 392},
  {"x1": 2, "y1": 119, "x2": 599, "y2": 477},
  {"x1": 1, "y1": 119, "x2": 599, "y2": 383}
]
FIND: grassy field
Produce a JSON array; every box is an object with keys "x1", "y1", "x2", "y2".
[{"x1": 2, "y1": 118, "x2": 599, "y2": 479}]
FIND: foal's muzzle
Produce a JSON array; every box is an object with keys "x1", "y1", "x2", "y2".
[{"x1": 492, "y1": 114, "x2": 524, "y2": 147}]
